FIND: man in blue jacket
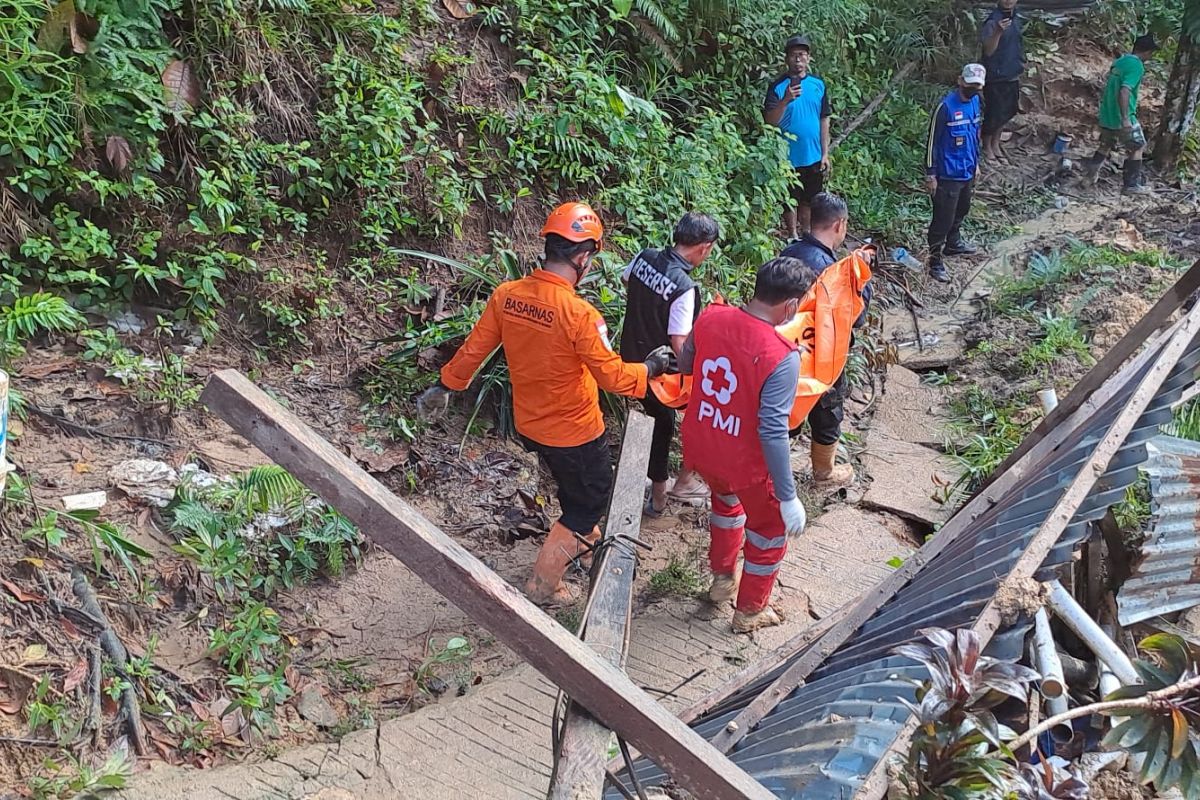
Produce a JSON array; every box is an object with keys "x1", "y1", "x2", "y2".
[
  {"x1": 764, "y1": 34, "x2": 832, "y2": 241},
  {"x1": 925, "y1": 64, "x2": 986, "y2": 284},
  {"x1": 781, "y1": 192, "x2": 869, "y2": 488}
]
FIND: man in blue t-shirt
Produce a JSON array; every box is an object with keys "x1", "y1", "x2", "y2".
[
  {"x1": 925, "y1": 64, "x2": 985, "y2": 284},
  {"x1": 763, "y1": 35, "x2": 832, "y2": 241}
]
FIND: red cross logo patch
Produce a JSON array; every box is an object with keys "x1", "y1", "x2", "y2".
[{"x1": 700, "y1": 357, "x2": 738, "y2": 405}]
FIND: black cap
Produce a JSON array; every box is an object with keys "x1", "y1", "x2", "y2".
[
  {"x1": 1133, "y1": 33, "x2": 1159, "y2": 52},
  {"x1": 785, "y1": 34, "x2": 811, "y2": 53}
]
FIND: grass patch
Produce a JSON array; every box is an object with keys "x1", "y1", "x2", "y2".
[
  {"x1": 554, "y1": 605, "x2": 583, "y2": 632},
  {"x1": 648, "y1": 556, "x2": 704, "y2": 598},
  {"x1": 1112, "y1": 474, "x2": 1151, "y2": 539},
  {"x1": 1167, "y1": 398, "x2": 1200, "y2": 441},
  {"x1": 945, "y1": 386, "x2": 1031, "y2": 494},
  {"x1": 1017, "y1": 312, "x2": 1094, "y2": 373}
]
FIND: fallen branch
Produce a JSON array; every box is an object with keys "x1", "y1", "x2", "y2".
[
  {"x1": 29, "y1": 405, "x2": 175, "y2": 447},
  {"x1": 70, "y1": 568, "x2": 148, "y2": 756},
  {"x1": 87, "y1": 645, "x2": 102, "y2": 748},
  {"x1": 1006, "y1": 674, "x2": 1200, "y2": 753},
  {"x1": 832, "y1": 62, "x2": 917, "y2": 152}
]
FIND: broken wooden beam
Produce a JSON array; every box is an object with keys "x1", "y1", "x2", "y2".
[
  {"x1": 201, "y1": 371, "x2": 772, "y2": 800},
  {"x1": 853, "y1": 300, "x2": 1200, "y2": 799},
  {"x1": 549, "y1": 411, "x2": 653, "y2": 800}
]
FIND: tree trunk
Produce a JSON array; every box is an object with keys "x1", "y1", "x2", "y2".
[{"x1": 1153, "y1": 32, "x2": 1200, "y2": 173}]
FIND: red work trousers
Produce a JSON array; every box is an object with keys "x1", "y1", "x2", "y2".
[{"x1": 706, "y1": 478, "x2": 788, "y2": 613}]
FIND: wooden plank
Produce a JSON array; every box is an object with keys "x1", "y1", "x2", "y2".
[
  {"x1": 201, "y1": 371, "x2": 774, "y2": 800},
  {"x1": 707, "y1": 317, "x2": 1183, "y2": 754},
  {"x1": 977, "y1": 258, "x2": 1200, "y2": 494},
  {"x1": 549, "y1": 412, "x2": 653, "y2": 800},
  {"x1": 853, "y1": 301, "x2": 1200, "y2": 800}
]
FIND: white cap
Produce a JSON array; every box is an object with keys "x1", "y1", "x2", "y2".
[{"x1": 961, "y1": 63, "x2": 987, "y2": 86}]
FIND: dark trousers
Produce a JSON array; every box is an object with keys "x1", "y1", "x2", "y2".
[
  {"x1": 522, "y1": 433, "x2": 612, "y2": 533},
  {"x1": 639, "y1": 391, "x2": 675, "y2": 484},
  {"x1": 808, "y1": 371, "x2": 846, "y2": 445},
  {"x1": 927, "y1": 178, "x2": 973, "y2": 262}
]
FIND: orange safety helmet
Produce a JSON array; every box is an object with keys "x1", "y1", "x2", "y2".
[{"x1": 540, "y1": 202, "x2": 604, "y2": 249}]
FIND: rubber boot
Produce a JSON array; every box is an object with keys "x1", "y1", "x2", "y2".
[
  {"x1": 732, "y1": 606, "x2": 783, "y2": 633},
  {"x1": 708, "y1": 568, "x2": 741, "y2": 604},
  {"x1": 1122, "y1": 158, "x2": 1149, "y2": 195},
  {"x1": 811, "y1": 442, "x2": 854, "y2": 487},
  {"x1": 526, "y1": 521, "x2": 583, "y2": 605}
]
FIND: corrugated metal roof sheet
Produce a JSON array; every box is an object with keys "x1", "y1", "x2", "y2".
[
  {"x1": 609, "y1": 335, "x2": 1200, "y2": 800},
  {"x1": 1118, "y1": 435, "x2": 1200, "y2": 625}
]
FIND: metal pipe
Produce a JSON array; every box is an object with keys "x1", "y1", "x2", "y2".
[
  {"x1": 1045, "y1": 580, "x2": 1140, "y2": 685},
  {"x1": 1044, "y1": 691, "x2": 1075, "y2": 744},
  {"x1": 1032, "y1": 609, "x2": 1066, "y2": 698}
]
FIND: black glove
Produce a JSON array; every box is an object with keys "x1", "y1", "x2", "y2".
[{"x1": 643, "y1": 345, "x2": 673, "y2": 378}]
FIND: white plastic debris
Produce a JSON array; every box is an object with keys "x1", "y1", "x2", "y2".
[
  {"x1": 177, "y1": 463, "x2": 223, "y2": 491},
  {"x1": 110, "y1": 311, "x2": 145, "y2": 335},
  {"x1": 109, "y1": 459, "x2": 178, "y2": 507},
  {"x1": 61, "y1": 491, "x2": 108, "y2": 512},
  {"x1": 0, "y1": 370, "x2": 13, "y2": 493}
]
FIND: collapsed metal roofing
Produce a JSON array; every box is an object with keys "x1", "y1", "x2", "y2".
[
  {"x1": 609, "y1": 325, "x2": 1200, "y2": 799},
  {"x1": 1118, "y1": 435, "x2": 1200, "y2": 625}
]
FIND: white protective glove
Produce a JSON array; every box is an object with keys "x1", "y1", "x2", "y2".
[
  {"x1": 416, "y1": 384, "x2": 452, "y2": 419},
  {"x1": 780, "y1": 496, "x2": 807, "y2": 537}
]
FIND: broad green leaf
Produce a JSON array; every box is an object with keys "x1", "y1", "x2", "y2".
[{"x1": 1104, "y1": 715, "x2": 1150, "y2": 749}]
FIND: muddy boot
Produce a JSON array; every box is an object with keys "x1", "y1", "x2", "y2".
[
  {"x1": 811, "y1": 442, "x2": 854, "y2": 487},
  {"x1": 928, "y1": 259, "x2": 950, "y2": 284},
  {"x1": 732, "y1": 606, "x2": 783, "y2": 634},
  {"x1": 526, "y1": 521, "x2": 583, "y2": 605},
  {"x1": 1122, "y1": 158, "x2": 1150, "y2": 195},
  {"x1": 708, "y1": 569, "x2": 741, "y2": 604}
]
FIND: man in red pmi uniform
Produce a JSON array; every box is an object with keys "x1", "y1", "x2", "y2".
[
  {"x1": 419, "y1": 203, "x2": 672, "y2": 605},
  {"x1": 680, "y1": 257, "x2": 815, "y2": 632}
]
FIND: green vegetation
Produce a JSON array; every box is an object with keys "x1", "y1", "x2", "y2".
[
  {"x1": 648, "y1": 555, "x2": 704, "y2": 597},
  {"x1": 168, "y1": 464, "x2": 364, "y2": 731},
  {"x1": 1017, "y1": 312, "x2": 1094, "y2": 374},
  {"x1": 25, "y1": 753, "x2": 131, "y2": 800},
  {"x1": 413, "y1": 635, "x2": 474, "y2": 696},
  {"x1": 1113, "y1": 474, "x2": 1152, "y2": 537},
  {"x1": 946, "y1": 386, "x2": 1029, "y2": 494}
]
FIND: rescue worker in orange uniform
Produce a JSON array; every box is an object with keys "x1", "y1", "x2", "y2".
[
  {"x1": 679, "y1": 257, "x2": 815, "y2": 632},
  {"x1": 418, "y1": 203, "x2": 673, "y2": 605}
]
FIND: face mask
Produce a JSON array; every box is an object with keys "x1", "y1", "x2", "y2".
[{"x1": 963, "y1": 86, "x2": 982, "y2": 98}]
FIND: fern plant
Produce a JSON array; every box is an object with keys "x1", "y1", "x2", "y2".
[
  {"x1": 0, "y1": 292, "x2": 86, "y2": 366},
  {"x1": 170, "y1": 465, "x2": 363, "y2": 600}
]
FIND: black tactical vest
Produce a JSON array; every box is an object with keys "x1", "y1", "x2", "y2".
[{"x1": 619, "y1": 247, "x2": 699, "y2": 363}]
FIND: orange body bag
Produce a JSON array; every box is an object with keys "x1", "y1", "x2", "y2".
[{"x1": 649, "y1": 248, "x2": 873, "y2": 429}]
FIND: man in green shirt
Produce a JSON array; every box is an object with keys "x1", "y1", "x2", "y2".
[{"x1": 1084, "y1": 34, "x2": 1159, "y2": 194}]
